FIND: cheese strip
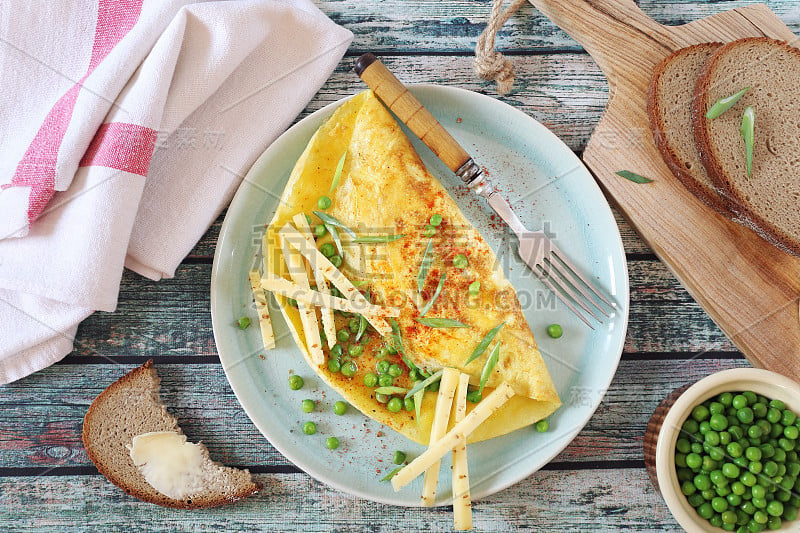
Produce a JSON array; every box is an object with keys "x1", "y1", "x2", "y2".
[
  {"x1": 248, "y1": 270, "x2": 276, "y2": 350},
  {"x1": 421, "y1": 367, "x2": 459, "y2": 506},
  {"x1": 279, "y1": 223, "x2": 392, "y2": 336},
  {"x1": 261, "y1": 276, "x2": 399, "y2": 317},
  {"x1": 279, "y1": 232, "x2": 324, "y2": 366},
  {"x1": 391, "y1": 382, "x2": 515, "y2": 491},
  {"x1": 452, "y1": 373, "x2": 472, "y2": 531},
  {"x1": 292, "y1": 214, "x2": 336, "y2": 349}
]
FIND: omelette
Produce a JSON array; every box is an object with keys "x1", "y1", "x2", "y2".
[{"x1": 264, "y1": 90, "x2": 560, "y2": 444}]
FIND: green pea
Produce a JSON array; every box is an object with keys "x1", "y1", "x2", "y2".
[
  {"x1": 748, "y1": 461, "x2": 763, "y2": 474},
  {"x1": 468, "y1": 280, "x2": 481, "y2": 296},
  {"x1": 317, "y1": 195, "x2": 332, "y2": 209},
  {"x1": 711, "y1": 413, "x2": 729, "y2": 431},
  {"x1": 313, "y1": 224, "x2": 327, "y2": 237},
  {"x1": 387, "y1": 397, "x2": 402, "y2": 413},
  {"x1": 326, "y1": 436, "x2": 339, "y2": 450},
  {"x1": 722, "y1": 510, "x2": 738, "y2": 524},
  {"x1": 769, "y1": 399, "x2": 786, "y2": 411},
  {"x1": 766, "y1": 501, "x2": 783, "y2": 517},
  {"x1": 423, "y1": 225, "x2": 436, "y2": 237},
  {"x1": 752, "y1": 403, "x2": 768, "y2": 419},
  {"x1": 235, "y1": 316, "x2": 251, "y2": 329},
  {"x1": 429, "y1": 214, "x2": 443, "y2": 227},
  {"x1": 700, "y1": 421, "x2": 712, "y2": 435},
  {"x1": 336, "y1": 328, "x2": 350, "y2": 343},
  {"x1": 711, "y1": 469, "x2": 728, "y2": 487},
  {"x1": 763, "y1": 461, "x2": 779, "y2": 477},
  {"x1": 328, "y1": 358, "x2": 341, "y2": 373},
  {"x1": 546, "y1": 324, "x2": 563, "y2": 339},
  {"x1": 767, "y1": 408, "x2": 782, "y2": 424},
  {"x1": 683, "y1": 419, "x2": 700, "y2": 434},
  {"x1": 784, "y1": 425, "x2": 799, "y2": 440},
  {"x1": 288, "y1": 375, "x2": 304, "y2": 390},
  {"x1": 288, "y1": 298, "x2": 298, "y2": 307},
  {"x1": 333, "y1": 400, "x2": 348, "y2": 415},
  {"x1": 677, "y1": 438, "x2": 692, "y2": 454},
  {"x1": 403, "y1": 397, "x2": 415, "y2": 411},
  {"x1": 535, "y1": 419, "x2": 550, "y2": 433},
  {"x1": 378, "y1": 373, "x2": 393, "y2": 387},
  {"x1": 706, "y1": 431, "x2": 721, "y2": 446},
  {"x1": 741, "y1": 472, "x2": 757, "y2": 487},
  {"x1": 731, "y1": 481, "x2": 746, "y2": 496},
  {"x1": 408, "y1": 368, "x2": 419, "y2": 382},
  {"x1": 320, "y1": 242, "x2": 336, "y2": 257},
  {"x1": 392, "y1": 450, "x2": 407, "y2": 464},
  {"x1": 712, "y1": 496, "x2": 730, "y2": 513},
  {"x1": 467, "y1": 390, "x2": 482, "y2": 403},
  {"x1": 738, "y1": 408, "x2": 755, "y2": 425},
  {"x1": 782, "y1": 410, "x2": 797, "y2": 426},
  {"x1": 388, "y1": 363, "x2": 402, "y2": 378},
  {"x1": 695, "y1": 474, "x2": 712, "y2": 491},
  {"x1": 698, "y1": 502, "x2": 714, "y2": 519},
  {"x1": 681, "y1": 480, "x2": 697, "y2": 496},
  {"x1": 686, "y1": 453, "x2": 703, "y2": 471},
  {"x1": 723, "y1": 463, "x2": 741, "y2": 479},
  {"x1": 340, "y1": 361, "x2": 357, "y2": 378},
  {"x1": 693, "y1": 405, "x2": 711, "y2": 422},
  {"x1": 733, "y1": 395, "x2": 749, "y2": 410},
  {"x1": 330, "y1": 344, "x2": 344, "y2": 358},
  {"x1": 376, "y1": 360, "x2": 390, "y2": 374},
  {"x1": 748, "y1": 425, "x2": 763, "y2": 439},
  {"x1": 363, "y1": 372, "x2": 378, "y2": 387},
  {"x1": 728, "y1": 442, "x2": 744, "y2": 458},
  {"x1": 743, "y1": 391, "x2": 758, "y2": 405},
  {"x1": 348, "y1": 344, "x2": 363, "y2": 357},
  {"x1": 453, "y1": 254, "x2": 468, "y2": 269},
  {"x1": 301, "y1": 399, "x2": 316, "y2": 413},
  {"x1": 330, "y1": 255, "x2": 343, "y2": 268},
  {"x1": 302, "y1": 421, "x2": 317, "y2": 435},
  {"x1": 375, "y1": 347, "x2": 388, "y2": 359}
]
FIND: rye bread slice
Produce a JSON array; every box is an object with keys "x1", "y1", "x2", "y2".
[
  {"x1": 693, "y1": 37, "x2": 800, "y2": 256},
  {"x1": 647, "y1": 42, "x2": 737, "y2": 217},
  {"x1": 82, "y1": 360, "x2": 259, "y2": 508}
]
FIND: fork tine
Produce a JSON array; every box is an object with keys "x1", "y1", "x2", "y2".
[
  {"x1": 546, "y1": 253, "x2": 611, "y2": 318},
  {"x1": 549, "y1": 243, "x2": 615, "y2": 310},
  {"x1": 541, "y1": 258, "x2": 603, "y2": 322},
  {"x1": 535, "y1": 268, "x2": 595, "y2": 330}
]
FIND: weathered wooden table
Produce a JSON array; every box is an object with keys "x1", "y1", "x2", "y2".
[{"x1": 3, "y1": 1, "x2": 798, "y2": 531}]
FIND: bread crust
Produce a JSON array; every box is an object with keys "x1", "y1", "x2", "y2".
[
  {"x1": 646, "y1": 42, "x2": 737, "y2": 218},
  {"x1": 692, "y1": 37, "x2": 800, "y2": 256},
  {"x1": 82, "y1": 360, "x2": 259, "y2": 509}
]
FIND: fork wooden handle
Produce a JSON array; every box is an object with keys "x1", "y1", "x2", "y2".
[{"x1": 354, "y1": 53, "x2": 475, "y2": 176}]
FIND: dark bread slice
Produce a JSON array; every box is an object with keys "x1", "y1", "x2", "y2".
[
  {"x1": 82, "y1": 360, "x2": 259, "y2": 508},
  {"x1": 647, "y1": 42, "x2": 737, "y2": 217},
  {"x1": 693, "y1": 37, "x2": 800, "y2": 256}
]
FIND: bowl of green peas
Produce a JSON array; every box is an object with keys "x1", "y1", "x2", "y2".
[{"x1": 652, "y1": 368, "x2": 800, "y2": 533}]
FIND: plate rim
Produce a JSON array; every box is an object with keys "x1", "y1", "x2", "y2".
[{"x1": 210, "y1": 83, "x2": 630, "y2": 506}]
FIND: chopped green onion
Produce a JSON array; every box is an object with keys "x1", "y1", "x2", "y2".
[
  {"x1": 479, "y1": 343, "x2": 500, "y2": 393},
  {"x1": 235, "y1": 316, "x2": 251, "y2": 330},
  {"x1": 705, "y1": 87, "x2": 750, "y2": 119},
  {"x1": 352, "y1": 234, "x2": 405, "y2": 243},
  {"x1": 468, "y1": 281, "x2": 480, "y2": 296},
  {"x1": 741, "y1": 106, "x2": 755, "y2": 179},
  {"x1": 375, "y1": 386, "x2": 409, "y2": 396},
  {"x1": 313, "y1": 211, "x2": 356, "y2": 237},
  {"x1": 380, "y1": 466, "x2": 403, "y2": 482},
  {"x1": 356, "y1": 314, "x2": 368, "y2": 341},
  {"x1": 464, "y1": 322, "x2": 505, "y2": 365},
  {"x1": 615, "y1": 170, "x2": 653, "y2": 184},
  {"x1": 404, "y1": 369, "x2": 443, "y2": 399},
  {"x1": 414, "y1": 317, "x2": 468, "y2": 328},
  {"x1": 417, "y1": 238, "x2": 434, "y2": 292},
  {"x1": 419, "y1": 272, "x2": 446, "y2": 317},
  {"x1": 329, "y1": 150, "x2": 347, "y2": 193}
]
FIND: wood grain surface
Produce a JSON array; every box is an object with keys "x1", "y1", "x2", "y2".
[
  {"x1": 531, "y1": 0, "x2": 800, "y2": 376},
  {"x1": 2, "y1": 1, "x2": 799, "y2": 531}
]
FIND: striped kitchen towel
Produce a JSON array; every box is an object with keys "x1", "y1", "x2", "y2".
[{"x1": 0, "y1": 0, "x2": 352, "y2": 383}]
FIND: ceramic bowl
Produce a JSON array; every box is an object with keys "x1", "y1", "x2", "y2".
[{"x1": 644, "y1": 368, "x2": 800, "y2": 532}]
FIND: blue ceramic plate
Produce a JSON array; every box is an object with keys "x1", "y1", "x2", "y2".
[{"x1": 210, "y1": 85, "x2": 629, "y2": 506}]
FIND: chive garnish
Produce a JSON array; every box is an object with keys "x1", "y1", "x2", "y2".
[
  {"x1": 375, "y1": 386, "x2": 409, "y2": 396},
  {"x1": 413, "y1": 388, "x2": 424, "y2": 426},
  {"x1": 405, "y1": 369, "x2": 444, "y2": 399},
  {"x1": 615, "y1": 170, "x2": 653, "y2": 184},
  {"x1": 326, "y1": 223, "x2": 343, "y2": 256},
  {"x1": 380, "y1": 466, "x2": 403, "y2": 482},
  {"x1": 329, "y1": 150, "x2": 347, "y2": 193},
  {"x1": 313, "y1": 211, "x2": 356, "y2": 237},
  {"x1": 355, "y1": 290, "x2": 369, "y2": 341},
  {"x1": 464, "y1": 322, "x2": 505, "y2": 366},
  {"x1": 352, "y1": 234, "x2": 405, "y2": 244},
  {"x1": 705, "y1": 87, "x2": 750, "y2": 120},
  {"x1": 414, "y1": 317, "x2": 468, "y2": 328},
  {"x1": 479, "y1": 343, "x2": 500, "y2": 393},
  {"x1": 389, "y1": 317, "x2": 423, "y2": 375},
  {"x1": 741, "y1": 106, "x2": 755, "y2": 179},
  {"x1": 419, "y1": 272, "x2": 446, "y2": 317},
  {"x1": 417, "y1": 238, "x2": 434, "y2": 292}
]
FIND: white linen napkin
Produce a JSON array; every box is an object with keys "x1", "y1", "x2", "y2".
[{"x1": 0, "y1": 0, "x2": 353, "y2": 384}]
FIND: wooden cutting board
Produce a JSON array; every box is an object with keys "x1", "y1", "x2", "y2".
[{"x1": 529, "y1": 1, "x2": 800, "y2": 377}]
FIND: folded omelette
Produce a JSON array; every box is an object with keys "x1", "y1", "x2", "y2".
[{"x1": 265, "y1": 90, "x2": 560, "y2": 444}]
